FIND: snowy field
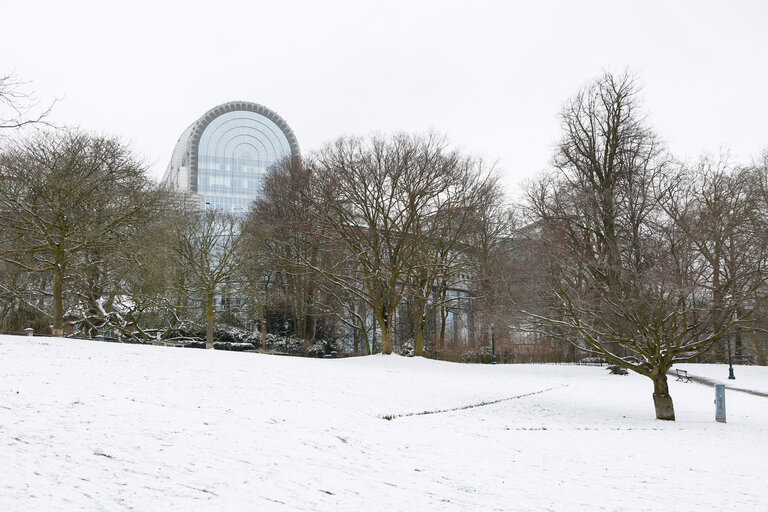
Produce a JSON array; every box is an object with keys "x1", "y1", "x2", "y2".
[
  {"x1": 1, "y1": 335, "x2": 767, "y2": 511},
  {"x1": 672, "y1": 362, "x2": 768, "y2": 396}
]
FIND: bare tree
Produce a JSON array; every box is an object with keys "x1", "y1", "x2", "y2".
[
  {"x1": 747, "y1": 150, "x2": 768, "y2": 364},
  {"x1": 526, "y1": 71, "x2": 738, "y2": 421},
  {"x1": 247, "y1": 157, "x2": 322, "y2": 342},
  {"x1": 461, "y1": 181, "x2": 517, "y2": 349},
  {"x1": 0, "y1": 74, "x2": 56, "y2": 134},
  {"x1": 0, "y1": 259, "x2": 49, "y2": 331},
  {"x1": 662, "y1": 155, "x2": 768, "y2": 363},
  {"x1": 169, "y1": 207, "x2": 246, "y2": 349},
  {"x1": 241, "y1": 216, "x2": 275, "y2": 351},
  {"x1": 0, "y1": 129, "x2": 158, "y2": 336},
  {"x1": 306, "y1": 133, "x2": 480, "y2": 355},
  {"x1": 405, "y1": 161, "x2": 498, "y2": 356},
  {"x1": 68, "y1": 189, "x2": 177, "y2": 340}
]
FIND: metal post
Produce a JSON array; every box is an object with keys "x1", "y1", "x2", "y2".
[
  {"x1": 491, "y1": 323, "x2": 497, "y2": 365},
  {"x1": 727, "y1": 339, "x2": 735, "y2": 380},
  {"x1": 715, "y1": 384, "x2": 726, "y2": 423}
]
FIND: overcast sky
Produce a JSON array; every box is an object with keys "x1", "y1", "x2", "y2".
[{"x1": 3, "y1": 0, "x2": 767, "y2": 195}]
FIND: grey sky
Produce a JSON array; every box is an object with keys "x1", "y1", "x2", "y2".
[{"x1": 3, "y1": 0, "x2": 767, "y2": 194}]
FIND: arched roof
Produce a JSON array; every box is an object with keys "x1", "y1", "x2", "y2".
[{"x1": 167, "y1": 101, "x2": 300, "y2": 193}]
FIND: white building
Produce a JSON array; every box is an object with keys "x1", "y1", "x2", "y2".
[{"x1": 162, "y1": 101, "x2": 300, "y2": 212}]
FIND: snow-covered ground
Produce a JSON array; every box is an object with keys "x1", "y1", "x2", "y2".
[
  {"x1": 673, "y1": 362, "x2": 768, "y2": 395},
  {"x1": 1, "y1": 335, "x2": 766, "y2": 511}
]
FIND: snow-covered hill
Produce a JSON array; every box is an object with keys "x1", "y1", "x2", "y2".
[{"x1": 1, "y1": 335, "x2": 766, "y2": 511}]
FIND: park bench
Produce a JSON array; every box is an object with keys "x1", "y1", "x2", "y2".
[{"x1": 675, "y1": 369, "x2": 692, "y2": 383}]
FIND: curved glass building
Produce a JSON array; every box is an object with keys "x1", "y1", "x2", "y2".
[{"x1": 163, "y1": 101, "x2": 299, "y2": 212}]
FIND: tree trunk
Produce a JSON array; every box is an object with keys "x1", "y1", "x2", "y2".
[
  {"x1": 363, "y1": 332, "x2": 371, "y2": 355},
  {"x1": 205, "y1": 292, "x2": 215, "y2": 349},
  {"x1": 256, "y1": 302, "x2": 267, "y2": 351},
  {"x1": 261, "y1": 320, "x2": 267, "y2": 352},
  {"x1": 652, "y1": 373, "x2": 675, "y2": 421},
  {"x1": 438, "y1": 305, "x2": 447, "y2": 350},
  {"x1": 52, "y1": 264, "x2": 64, "y2": 337},
  {"x1": 370, "y1": 317, "x2": 376, "y2": 354},
  {"x1": 380, "y1": 318, "x2": 393, "y2": 355},
  {"x1": 376, "y1": 309, "x2": 393, "y2": 355},
  {"x1": 750, "y1": 334, "x2": 766, "y2": 366},
  {"x1": 414, "y1": 321, "x2": 425, "y2": 356}
]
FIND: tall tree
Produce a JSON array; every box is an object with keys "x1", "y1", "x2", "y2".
[
  {"x1": 462, "y1": 181, "x2": 516, "y2": 349},
  {"x1": 748, "y1": 151, "x2": 768, "y2": 364},
  {"x1": 247, "y1": 157, "x2": 321, "y2": 341},
  {"x1": 526, "y1": 71, "x2": 738, "y2": 420},
  {"x1": 306, "y1": 133, "x2": 480, "y2": 355},
  {"x1": 406, "y1": 161, "x2": 498, "y2": 356},
  {"x1": 0, "y1": 130, "x2": 158, "y2": 336},
  {"x1": 663, "y1": 156, "x2": 767, "y2": 362},
  {"x1": 170, "y1": 207, "x2": 246, "y2": 349}
]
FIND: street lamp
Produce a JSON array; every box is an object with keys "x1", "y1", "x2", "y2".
[
  {"x1": 727, "y1": 338, "x2": 735, "y2": 380},
  {"x1": 491, "y1": 323, "x2": 497, "y2": 365},
  {"x1": 284, "y1": 321, "x2": 290, "y2": 349}
]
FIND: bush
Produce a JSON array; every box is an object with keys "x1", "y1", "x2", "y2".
[
  {"x1": 156, "y1": 324, "x2": 343, "y2": 357},
  {"x1": 160, "y1": 325, "x2": 260, "y2": 345},
  {"x1": 399, "y1": 339, "x2": 414, "y2": 357},
  {"x1": 607, "y1": 364, "x2": 628, "y2": 375},
  {"x1": 307, "y1": 338, "x2": 340, "y2": 358},
  {"x1": 0, "y1": 306, "x2": 49, "y2": 333},
  {"x1": 459, "y1": 346, "x2": 494, "y2": 364},
  {"x1": 214, "y1": 326, "x2": 259, "y2": 345},
  {"x1": 213, "y1": 341, "x2": 256, "y2": 351},
  {"x1": 264, "y1": 333, "x2": 304, "y2": 354}
]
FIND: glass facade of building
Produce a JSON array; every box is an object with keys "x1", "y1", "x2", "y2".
[
  {"x1": 162, "y1": 102, "x2": 299, "y2": 213},
  {"x1": 197, "y1": 110, "x2": 293, "y2": 212}
]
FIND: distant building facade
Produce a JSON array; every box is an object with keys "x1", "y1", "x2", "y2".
[{"x1": 162, "y1": 101, "x2": 300, "y2": 212}]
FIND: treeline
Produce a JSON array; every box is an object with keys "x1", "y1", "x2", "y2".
[
  {"x1": 1, "y1": 72, "x2": 767, "y2": 379},
  {"x1": 0, "y1": 130, "x2": 519, "y2": 357}
]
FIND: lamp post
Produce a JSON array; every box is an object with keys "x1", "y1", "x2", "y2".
[
  {"x1": 491, "y1": 323, "x2": 497, "y2": 365},
  {"x1": 727, "y1": 338, "x2": 735, "y2": 380},
  {"x1": 284, "y1": 321, "x2": 290, "y2": 350}
]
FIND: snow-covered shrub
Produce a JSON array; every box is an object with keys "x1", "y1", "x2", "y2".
[
  {"x1": 162, "y1": 339, "x2": 204, "y2": 349},
  {"x1": 607, "y1": 365, "x2": 628, "y2": 375},
  {"x1": 307, "y1": 338, "x2": 340, "y2": 358},
  {"x1": 399, "y1": 339, "x2": 414, "y2": 357},
  {"x1": 459, "y1": 346, "x2": 493, "y2": 364},
  {"x1": 214, "y1": 326, "x2": 259, "y2": 345},
  {"x1": 165, "y1": 326, "x2": 205, "y2": 341},
  {"x1": 213, "y1": 342, "x2": 257, "y2": 351},
  {"x1": 264, "y1": 333, "x2": 304, "y2": 354}
]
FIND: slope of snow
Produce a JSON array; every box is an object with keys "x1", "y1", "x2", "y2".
[{"x1": 1, "y1": 335, "x2": 766, "y2": 511}]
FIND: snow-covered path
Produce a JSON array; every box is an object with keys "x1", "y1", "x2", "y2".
[{"x1": 1, "y1": 335, "x2": 766, "y2": 511}]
